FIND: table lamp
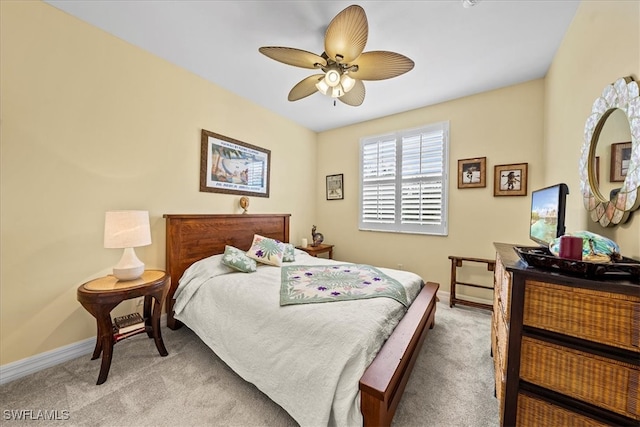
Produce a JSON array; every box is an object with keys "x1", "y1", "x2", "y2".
[{"x1": 103, "y1": 210, "x2": 152, "y2": 281}]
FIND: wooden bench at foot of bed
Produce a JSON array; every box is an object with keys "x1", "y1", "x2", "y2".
[{"x1": 163, "y1": 214, "x2": 439, "y2": 427}]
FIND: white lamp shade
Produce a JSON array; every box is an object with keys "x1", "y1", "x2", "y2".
[
  {"x1": 325, "y1": 69, "x2": 341, "y2": 87},
  {"x1": 315, "y1": 78, "x2": 330, "y2": 95},
  {"x1": 341, "y1": 74, "x2": 356, "y2": 93},
  {"x1": 104, "y1": 210, "x2": 151, "y2": 280},
  {"x1": 104, "y1": 210, "x2": 151, "y2": 248},
  {"x1": 331, "y1": 86, "x2": 344, "y2": 98}
]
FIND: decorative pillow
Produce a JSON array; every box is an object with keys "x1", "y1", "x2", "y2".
[
  {"x1": 222, "y1": 245, "x2": 257, "y2": 273},
  {"x1": 282, "y1": 243, "x2": 296, "y2": 262},
  {"x1": 246, "y1": 234, "x2": 285, "y2": 266}
]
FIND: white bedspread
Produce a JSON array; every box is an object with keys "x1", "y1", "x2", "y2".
[{"x1": 173, "y1": 250, "x2": 423, "y2": 427}]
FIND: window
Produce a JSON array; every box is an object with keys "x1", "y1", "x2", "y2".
[{"x1": 359, "y1": 122, "x2": 449, "y2": 236}]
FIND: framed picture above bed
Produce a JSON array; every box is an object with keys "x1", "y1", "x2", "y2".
[{"x1": 200, "y1": 129, "x2": 271, "y2": 197}]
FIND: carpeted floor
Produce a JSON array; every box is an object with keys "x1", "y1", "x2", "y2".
[{"x1": 0, "y1": 302, "x2": 498, "y2": 426}]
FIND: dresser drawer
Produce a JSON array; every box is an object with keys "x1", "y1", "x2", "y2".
[
  {"x1": 516, "y1": 393, "x2": 609, "y2": 427},
  {"x1": 520, "y1": 336, "x2": 640, "y2": 420},
  {"x1": 524, "y1": 280, "x2": 640, "y2": 352}
]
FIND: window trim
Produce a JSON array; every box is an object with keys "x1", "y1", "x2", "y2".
[{"x1": 358, "y1": 121, "x2": 449, "y2": 236}]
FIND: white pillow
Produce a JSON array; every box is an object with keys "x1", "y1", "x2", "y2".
[{"x1": 246, "y1": 234, "x2": 286, "y2": 266}]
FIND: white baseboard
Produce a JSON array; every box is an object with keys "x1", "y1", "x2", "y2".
[
  {"x1": 438, "y1": 290, "x2": 450, "y2": 304},
  {"x1": 0, "y1": 313, "x2": 167, "y2": 385},
  {"x1": 0, "y1": 336, "x2": 96, "y2": 385}
]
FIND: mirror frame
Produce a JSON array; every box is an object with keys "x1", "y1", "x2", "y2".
[{"x1": 580, "y1": 76, "x2": 640, "y2": 227}]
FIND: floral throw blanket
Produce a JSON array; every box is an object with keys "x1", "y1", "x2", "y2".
[{"x1": 280, "y1": 264, "x2": 408, "y2": 307}]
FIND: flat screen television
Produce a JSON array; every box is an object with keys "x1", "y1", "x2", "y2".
[{"x1": 529, "y1": 183, "x2": 569, "y2": 246}]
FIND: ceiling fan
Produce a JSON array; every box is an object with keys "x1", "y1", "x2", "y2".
[{"x1": 259, "y1": 4, "x2": 414, "y2": 107}]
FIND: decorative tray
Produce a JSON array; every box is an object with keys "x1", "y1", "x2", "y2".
[{"x1": 514, "y1": 246, "x2": 640, "y2": 280}]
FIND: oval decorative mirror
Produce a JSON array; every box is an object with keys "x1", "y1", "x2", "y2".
[{"x1": 580, "y1": 76, "x2": 640, "y2": 226}]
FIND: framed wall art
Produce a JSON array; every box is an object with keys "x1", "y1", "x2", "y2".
[
  {"x1": 326, "y1": 173, "x2": 344, "y2": 200},
  {"x1": 494, "y1": 163, "x2": 528, "y2": 196},
  {"x1": 200, "y1": 129, "x2": 271, "y2": 197},
  {"x1": 610, "y1": 141, "x2": 631, "y2": 182},
  {"x1": 457, "y1": 157, "x2": 486, "y2": 189}
]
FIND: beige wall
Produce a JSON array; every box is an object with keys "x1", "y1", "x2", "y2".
[
  {"x1": 316, "y1": 80, "x2": 545, "y2": 299},
  {"x1": 544, "y1": 0, "x2": 639, "y2": 258},
  {"x1": 0, "y1": 1, "x2": 317, "y2": 365}
]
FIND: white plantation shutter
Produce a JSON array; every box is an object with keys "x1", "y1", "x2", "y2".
[
  {"x1": 361, "y1": 137, "x2": 396, "y2": 223},
  {"x1": 359, "y1": 122, "x2": 449, "y2": 235}
]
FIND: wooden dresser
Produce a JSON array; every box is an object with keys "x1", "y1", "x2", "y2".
[{"x1": 492, "y1": 243, "x2": 639, "y2": 426}]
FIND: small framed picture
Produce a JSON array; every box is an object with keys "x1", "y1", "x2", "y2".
[
  {"x1": 326, "y1": 174, "x2": 344, "y2": 200},
  {"x1": 494, "y1": 163, "x2": 528, "y2": 196},
  {"x1": 458, "y1": 157, "x2": 486, "y2": 189},
  {"x1": 610, "y1": 141, "x2": 631, "y2": 182}
]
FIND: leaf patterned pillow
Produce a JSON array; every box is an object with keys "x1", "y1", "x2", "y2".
[
  {"x1": 283, "y1": 244, "x2": 295, "y2": 262},
  {"x1": 246, "y1": 234, "x2": 285, "y2": 266},
  {"x1": 222, "y1": 245, "x2": 257, "y2": 273}
]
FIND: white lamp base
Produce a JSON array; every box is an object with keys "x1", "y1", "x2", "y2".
[{"x1": 112, "y1": 247, "x2": 145, "y2": 281}]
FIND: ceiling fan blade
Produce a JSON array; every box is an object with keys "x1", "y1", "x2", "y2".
[
  {"x1": 324, "y1": 5, "x2": 368, "y2": 64},
  {"x1": 338, "y1": 79, "x2": 365, "y2": 106},
  {"x1": 259, "y1": 47, "x2": 327, "y2": 69},
  {"x1": 288, "y1": 74, "x2": 324, "y2": 101},
  {"x1": 350, "y1": 51, "x2": 415, "y2": 81}
]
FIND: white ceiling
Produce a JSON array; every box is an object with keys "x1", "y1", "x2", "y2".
[{"x1": 45, "y1": 0, "x2": 580, "y2": 132}]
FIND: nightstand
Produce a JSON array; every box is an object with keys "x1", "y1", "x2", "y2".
[
  {"x1": 296, "y1": 243, "x2": 334, "y2": 259},
  {"x1": 77, "y1": 270, "x2": 170, "y2": 385}
]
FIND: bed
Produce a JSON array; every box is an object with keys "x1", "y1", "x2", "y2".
[{"x1": 163, "y1": 213, "x2": 439, "y2": 426}]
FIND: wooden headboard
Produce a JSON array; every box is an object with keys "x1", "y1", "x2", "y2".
[{"x1": 163, "y1": 213, "x2": 291, "y2": 329}]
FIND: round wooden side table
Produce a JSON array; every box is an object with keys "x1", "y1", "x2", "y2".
[{"x1": 77, "y1": 270, "x2": 170, "y2": 385}]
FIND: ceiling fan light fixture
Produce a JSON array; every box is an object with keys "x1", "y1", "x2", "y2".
[
  {"x1": 340, "y1": 74, "x2": 356, "y2": 93},
  {"x1": 260, "y1": 4, "x2": 412, "y2": 106},
  {"x1": 317, "y1": 68, "x2": 345, "y2": 97},
  {"x1": 330, "y1": 86, "x2": 344, "y2": 98},
  {"x1": 325, "y1": 69, "x2": 341, "y2": 87},
  {"x1": 315, "y1": 78, "x2": 330, "y2": 95}
]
